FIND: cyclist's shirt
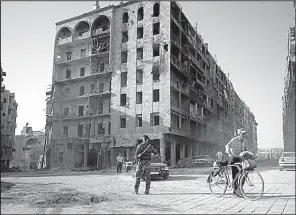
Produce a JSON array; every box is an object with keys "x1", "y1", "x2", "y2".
[{"x1": 225, "y1": 136, "x2": 247, "y2": 157}]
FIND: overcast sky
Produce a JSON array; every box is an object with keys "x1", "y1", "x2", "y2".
[{"x1": 1, "y1": 1, "x2": 294, "y2": 148}]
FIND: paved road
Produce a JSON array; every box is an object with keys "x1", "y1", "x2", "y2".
[{"x1": 1, "y1": 160, "x2": 295, "y2": 214}]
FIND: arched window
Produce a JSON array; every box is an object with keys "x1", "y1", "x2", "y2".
[
  {"x1": 137, "y1": 7, "x2": 144, "y2": 21},
  {"x1": 153, "y1": 3, "x2": 160, "y2": 17},
  {"x1": 122, "y1": 12, "x2": 129, "y2": 23}
]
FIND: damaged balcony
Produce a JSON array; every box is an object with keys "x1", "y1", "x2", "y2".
[
  {"x1": 190, "y1": 101, "x2": 204, "y2": 123},
  {"x1": 73, "y1": 21, "x2": 91, "y2": 43},
  {"x1": 171, "y1": 1, "x2": 180, "y2": 25},
  {"x1": 56, "y1": 27, "x2": 72, "y2": 47}
]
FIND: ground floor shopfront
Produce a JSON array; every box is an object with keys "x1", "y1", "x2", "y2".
[{"x1": 46, "y1": 133, "x2": 226, "y2": 170}]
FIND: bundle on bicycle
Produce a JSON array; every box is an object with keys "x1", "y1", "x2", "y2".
[{"x1": 207, "y1": 151, "x2": 264, "y2": 201}]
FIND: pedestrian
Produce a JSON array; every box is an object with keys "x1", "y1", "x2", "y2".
[
  {"x1": 133, "y1": 135, "x2": 158, "y2": 195},
  {"x1": 225, "y1": 128, "x2": 248, "y2": 197},
  {"x1": 216, "y1": 151, "x2": 223, "y2": 161},
  {"x1": 116, "y1": 153, "x2": 124, "y2": 173}
]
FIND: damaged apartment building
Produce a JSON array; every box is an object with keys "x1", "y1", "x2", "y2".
[
  {"x1": 1, "y1": 66, "x2": 18, "y2": 170},
  {"x1": 45, "y1": 1, "x2": 258, "y2": 170}
]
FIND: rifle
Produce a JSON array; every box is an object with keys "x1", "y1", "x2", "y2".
[{"x1": 132, "y1": 143, "x2": 152, "y2": 165}]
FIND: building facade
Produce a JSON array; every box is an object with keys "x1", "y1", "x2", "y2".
[
  {"x1": 282, "y1": 2, "x2": 296, "y2": 153},
  {"x1": 45, "y1": 1, "x2": 258, "y2": 170},
  {"x1": 11, "y1": 125, "x2": 46, "y2": 170},
  {"x1": 1, "y1": 66, "x2": 18, "y2": 170}
]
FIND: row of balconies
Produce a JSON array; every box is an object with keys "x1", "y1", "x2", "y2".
[
  {"x1": 55, "y1": 66, "x2": 111, "y2": 84},
  {"x1": 54, "y1": 89, "x2": 111, "y2": 102},
  {"x1": 57, "y1": 29, "x2": 110, "y2": 47}
]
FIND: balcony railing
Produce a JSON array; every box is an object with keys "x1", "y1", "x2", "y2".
[
  {"x1": 92, "y1": 28, "x2": 110, "y2": 36},
  {"x1": 74, "y1": 31, "x2": 90, "y2": 41},
  {"x1": 57, "y1": 36, "x2": 72, "y2": 46}
]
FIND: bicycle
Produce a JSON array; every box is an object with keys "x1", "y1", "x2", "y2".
[{"x1": 207, "y1": 160, "x2": 264, "y2": 201}]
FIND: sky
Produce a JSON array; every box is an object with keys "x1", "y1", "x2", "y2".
[{"x1": 1, "y1": 1, "x2": 294, "y2": 148}]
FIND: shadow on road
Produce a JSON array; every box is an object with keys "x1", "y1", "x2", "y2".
[{"x1": 152, "y1": 175, "x2": 201, "y2": 182}]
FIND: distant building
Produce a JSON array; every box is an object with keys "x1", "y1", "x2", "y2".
[
  {"x1": 282, "y1": 3, "x2": 295, "y2": 153},
  {"x1": 11, "y1": 125, "x2": 45, "y2": 170},
  {"x1": 1, "y1": 66, "x2": 18, "y2": 170}
]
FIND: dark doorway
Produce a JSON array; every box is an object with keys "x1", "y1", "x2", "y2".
[
  {"x1": 176, "y1": 144, "x2": 180, "y2": 162},
  {"x1": 88, "y1": 150, "x2": 97, "y2": 167},
  {"x1": 165, "y1": 143, "x2": 171, "y2": 165}
]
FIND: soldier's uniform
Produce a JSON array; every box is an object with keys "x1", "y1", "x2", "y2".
[{"x1": 134, "y1": 141, "x2": 158, "y2": 194}]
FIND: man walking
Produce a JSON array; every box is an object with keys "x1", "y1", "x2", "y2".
[
  {"x1": 116, "y1": 153, "x2": 124, "y2": 173},
  {"x1": 225, "y1": 128, "x2": 248, "y2": 197},
  {"x1": 134, "y1": 135, "x2": 158, "y2": 194}
]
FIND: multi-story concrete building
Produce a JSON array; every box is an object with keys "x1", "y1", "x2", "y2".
[
  {"x1": 45, "y1": 1, "x2": 258, "y2": 170},
  {"x1": 1, "y1": 66, "x2": 18, "y2": 170},
  {"x1": 282, "y1": 2, "x2": 296, "y2": 152},
  {"x1": 11, "y1": 125, "x2": 46, "y2": 170}
]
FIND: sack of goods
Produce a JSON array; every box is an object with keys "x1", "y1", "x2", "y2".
[{"x1": 239, "y1": 151, "x2": 257, "y2": 170}]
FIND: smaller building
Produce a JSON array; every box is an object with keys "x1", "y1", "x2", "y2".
[
  {"x1": 11, "y1": 125, "x2": 46, "y2": 170},
  {"x1": 1, "y1": 66, "x2": 18, "y2": 170}
]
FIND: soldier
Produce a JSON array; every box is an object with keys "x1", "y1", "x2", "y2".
[{"x1": 134, "y1": 135, "x2": 158, "y2": 195}]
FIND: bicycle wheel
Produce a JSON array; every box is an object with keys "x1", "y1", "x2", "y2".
[
  {"x1": 239, "y1": 170, "x2": 264, "y2": 201},
  {"x1": 208, "y1": 170, "x2": 228, "y2": 197}
]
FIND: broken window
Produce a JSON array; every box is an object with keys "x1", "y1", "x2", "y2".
[
  {"x1": 63, "y1": 126, "x2": 68, "y2": 137},
  {"x1": 150, "y1": 113, "x2": 160, "y2": 126},
  {"x1": 77, "y1": 125, "x2": 83, "y2": 137},
  {"x1": 136, "y1": 69, "x2": 143, "y2": 84},
  {"x1": 98, "y1": 103, "x2": 103, "y2": 114},
  {"x1": 137, "y1": 27, "x2": 143, "y2": 39},
  {"x1": 152, "y1": 65, "x2": 160, "y2": 81},
  {"x1": 136, "y1": 92, "x2": 142, "y2": 104},
  {"x1": 79, "y1": 86, "x2": 85, "y2": 96},
  {"x1": 81, "y1": 49, "x2": 86, "y2": 57},
  {"x1": 80, "y1": 67, "x2": 85, "y2": 77},
  {"x1": 137, "y1": 7, "x2": 144, "y2": 21},
  {"x1": 122, "y1": 12, "x2": 129, "y2": 24},
  {"x1": 120, "y1": 94, "x2": 127, "y2": 106},
  {"x1": 63, "y1": 107, "x2": 69, "y2": 116},
  {"x1": 153, "y1": 89, "x2": 160, "y2": 102},
  {"x1": 122, "y1": 31, "x2": 128, "y2": 43},
  {"x1": 153, "y1": 22, "x2": 160, "y2": 35},
  {"x1": 108, "y1": 122, "x2": 111, "y2": 135},
  {"x1": 153, "y1": 44, "x2": 160, "y2": 57},
  {"x1": 97, "y1": 123, "x2": 105, "y2": 135},
  {"x1": 121, "y1": 72, "x2": 127, "y2": 87},
  {"x1": 66, "y1": 52, "x2": 72, "y2": 61},
  {"x1": 137, "y1": 48, "x2": 143, "y2": 60},
  {"x1": 66, "y1": 70, "x2": 71, "y2": 79},
  {"x1": 99, "y1": 83, "x2": 104, "y2": 93},
  {"x1": 153, "y1": 3, "x2": 160, "y2": 17},
  {"x1": 78, "y1": 106, "x2": 84, "y2": 116},
  {"x1": 121, "y1": 51, "x2": 128, "y2": 63},
  {"x1": 90, "y1": 84, "x2": 95, "y2": 94},
  {"x1": 120, "y1": 116, "x2": 126, "y2": 128},
  {"x1": 136, "y1": 114, "x2": 142, "y2": 127}
]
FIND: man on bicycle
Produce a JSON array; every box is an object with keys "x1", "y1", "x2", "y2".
[{"x1": 225, "y1": 128, "x2": 248, "y2": 197}]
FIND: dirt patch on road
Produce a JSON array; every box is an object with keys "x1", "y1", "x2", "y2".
[{"x1": 1, "y1": 182, "x2": 109, "y2": 208}]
